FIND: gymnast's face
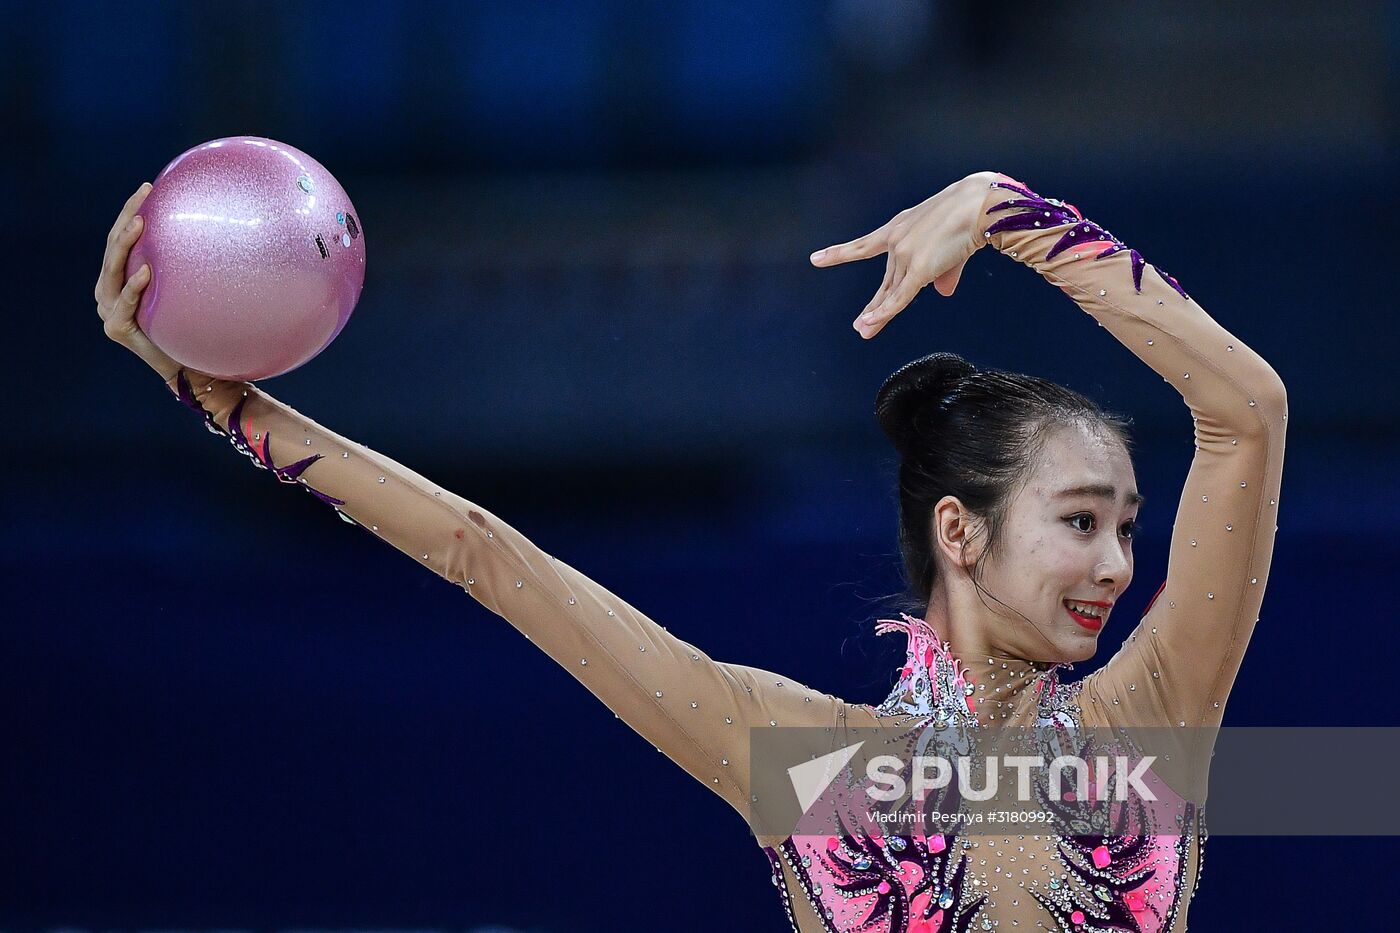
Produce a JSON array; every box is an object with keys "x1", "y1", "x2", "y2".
[{"x1": 963, "y1": 422, "x2": 1140, "y2": 664}]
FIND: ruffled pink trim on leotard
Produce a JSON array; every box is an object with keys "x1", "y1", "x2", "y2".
[{"x1": 873, "y1": 612, "x2": 977, "y2": 719}]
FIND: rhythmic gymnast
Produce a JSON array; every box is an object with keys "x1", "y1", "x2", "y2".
[{"x1": 96, "y1": 171, "x2": 1286, "y2": 931}]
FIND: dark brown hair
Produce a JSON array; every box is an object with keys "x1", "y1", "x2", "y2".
[{"x1": 876, "y1": 352, "x2": 1135, "y2": 614}]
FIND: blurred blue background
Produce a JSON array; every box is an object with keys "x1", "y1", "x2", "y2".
[{"x1": 3, "y1": 0, "x2": 1399, "y2": 928}]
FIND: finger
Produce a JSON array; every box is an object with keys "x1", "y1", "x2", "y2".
[
  {"x1": 810, "y1": 226, "x2": 888, "y2": 267},
  {"x1": 856, "y1": 274, "x2": 923, "y2": 339},
  {"x1": 851, "y1": 250, "x2": 907, "y2": 330},
  {"x1": 933, "y1": 257, "x2": 968, "y2": 297},
  {"x1": 103, "y1": 264, "x2": 151, "y2": 336},
  {"x1": 860, "y1": 254, "x2": 898, "y2": 317},
  {"x1": 96, "y1": 213, "x2": 145, "y2": 308},
  {"x1": 106, "y1": 182, "x2": 153, "y2": 246}
]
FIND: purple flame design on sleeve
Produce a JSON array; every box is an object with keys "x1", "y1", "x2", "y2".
[
  {"x1": 174, "y1": 369, "x2": 225, "y2": 435},
  {"x1": 985, "y1": 181, "x2": 1188, "y2": 300},
  {"x1": 175, "y1": 370, "x2": 345, "y2": 507}
]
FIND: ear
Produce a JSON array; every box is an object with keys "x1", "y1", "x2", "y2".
[{"x1": 931, "y1": 495, "x2": 988, "y2": 572}]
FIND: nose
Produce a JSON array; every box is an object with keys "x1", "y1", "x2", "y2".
[{"x1": 1094, "y1": 540, "x2": 1132, "y2": 589}]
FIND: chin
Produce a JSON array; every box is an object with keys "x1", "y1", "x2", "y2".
[
  {"x1": 1059, "y1": 635, "x2": 1100, "y2": 664},
  {"x1": 1030, "y1": 640, "x2": 1096, "y2": 666}
]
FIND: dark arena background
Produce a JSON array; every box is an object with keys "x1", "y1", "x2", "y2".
[{"x1": 3, "y1": 1, "x2": 1398, "y2": 930}]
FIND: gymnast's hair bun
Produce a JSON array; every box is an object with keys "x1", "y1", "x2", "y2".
[{"x1": 875, "y1": 352, "x2": 976, "y2": 457}]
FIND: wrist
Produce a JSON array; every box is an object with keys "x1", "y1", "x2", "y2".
[
  {"x1": 162, "y1": 363, "x2": 223, "y2": 397},
  {"x1": 962, "y1": 172, "x2": 1003, "y2": 251}
]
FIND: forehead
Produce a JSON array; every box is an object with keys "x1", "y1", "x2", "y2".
[{"x1": 1020, "y1": 422, "x2": 1137, "y2": 504}]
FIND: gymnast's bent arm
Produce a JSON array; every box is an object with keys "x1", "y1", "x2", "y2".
[
  {"x1": 813, "y1": 171, "x2": 1287, "y2": 731},
  {"x1": 973, "y1": 176, "x2": 1286, "y2": 730},
  {"x1": 96, "y1": 183, "x2": 869, "y2": 827}
]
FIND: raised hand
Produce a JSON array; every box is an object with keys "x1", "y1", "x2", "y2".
[{"x1": 810, "y1": 171, "x2": 997, "y2": 339}]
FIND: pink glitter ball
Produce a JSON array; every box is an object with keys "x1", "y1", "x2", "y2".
[{"x1": 127, "y1": 136, "x2": 365, "y2": 380}]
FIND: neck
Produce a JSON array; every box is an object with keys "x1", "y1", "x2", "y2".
[{"x1": 924, "y1": 585, "x2": 1057, "y2": 724}]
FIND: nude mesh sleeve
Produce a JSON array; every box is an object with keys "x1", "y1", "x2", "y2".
[
  {"x1": 163, "y1": 369, "x2": 869, "y2": 823},
  {"x1": 973, "y1": 175, "x2": 1288, "y2": 730}
]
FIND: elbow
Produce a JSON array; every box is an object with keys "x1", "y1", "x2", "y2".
[
  {"x1": 1232, "y1": 359, "x2": 1288, "y2": 439},
  {"x1": 1254, "y1": 369, "x2": 1288, "y2": 435}
]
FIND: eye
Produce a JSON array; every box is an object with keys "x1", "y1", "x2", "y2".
[
  {"x1": 1067, "y1": 513, "x2": 1096, "y2": 534},
  {"x1": 1067, "y1": 513, "x2": 1141, "y2": 538}
]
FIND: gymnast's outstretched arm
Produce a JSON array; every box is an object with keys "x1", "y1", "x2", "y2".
[{"x1": 95, "y1": 182, "x2": 869, "y2": 828}]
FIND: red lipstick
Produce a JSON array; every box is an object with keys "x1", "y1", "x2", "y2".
[{"x1": 1063, "y1": 599, "x2": 1108, "y2": 633}]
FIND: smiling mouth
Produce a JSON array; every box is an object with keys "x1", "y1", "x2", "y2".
[{"x1": 1063, "y1": 600, "x2": 1106, "y2": 632}]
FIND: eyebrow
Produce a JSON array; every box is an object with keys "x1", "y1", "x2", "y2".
[{"x1": 1054, "y1": 483, "x2": 1145, "y2": 507}]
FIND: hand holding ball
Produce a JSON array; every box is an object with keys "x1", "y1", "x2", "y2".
[{"x1": 125, "y1": 137, "x2": 365, "y2": 381}]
